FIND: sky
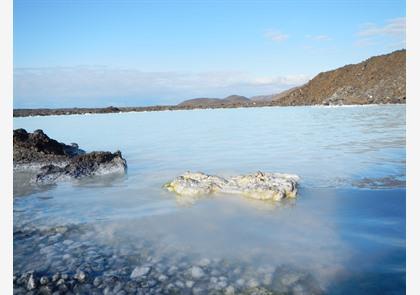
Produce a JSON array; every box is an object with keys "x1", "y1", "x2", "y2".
[{"x1": 14, "y1": 0, "x2": 406, "y2": 108}]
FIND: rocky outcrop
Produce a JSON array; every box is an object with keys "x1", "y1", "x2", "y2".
[
  {"x1": 14, "y1": 129, "x2": 84, "y2": 170},
  {"x1": 35, "y1": 151, "x2": 127, "y2": 184},
  {"x1": 164, "y1": 171, "x2": 299, "y2": 201},
  {"x1": 14, "y1": 129, "x2": 127, "y2": 183},
  {"x1": 271, "y1": 49, "x2": 406, "y2": 106}
]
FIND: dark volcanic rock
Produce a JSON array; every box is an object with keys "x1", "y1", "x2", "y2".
[
  {"x1": 14, "y1": 129, "x2": 127, "y2": 184},
  {"x1": 14, "y1": 129, "x2": 85, "y2": 169},
  {"x1": 35, "y1": 151, "x2": 127, "y2": 184}
]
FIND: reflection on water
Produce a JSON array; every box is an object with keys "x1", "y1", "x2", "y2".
[{"x1": 13, "y1": 105, "x2": 405, "y2": 294}]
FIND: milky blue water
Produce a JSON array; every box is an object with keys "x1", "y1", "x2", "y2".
[{"x1": 13, "y1": 105, "x2": 405, "y2": 294}]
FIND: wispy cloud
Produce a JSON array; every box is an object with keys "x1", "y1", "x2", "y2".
[
  {"x1": 306, "y1": 34, "x2": 332, "y2": 41},
  {"x1": 14, "y1": 66, "x2": 310, "y2": 108},
  {"x1": 251, "y1": 75, "x2": 310, "y2": 86},
  {"x1": 355, "y1": 17, "x2": 405, "y2": 48},
  {"x1": 264, "y1": 30, "x2": 289, "y2": 42}
]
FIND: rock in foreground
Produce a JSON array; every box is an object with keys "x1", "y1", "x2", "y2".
[
  {"x1": 14, "y1": 128, "x2": 127, "y2": 183},
  {"x1": 14, "y1": 128, "x2": 84, "y2": 170},
  {"x1": 164, "y1": 171, "x2": 299, "y2": 201},
  {"x1": 35, "y1": 151, "x2": 127, "y2": 184}
]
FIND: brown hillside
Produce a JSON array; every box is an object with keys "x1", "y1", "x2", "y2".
[{"x1": 272, "y1": 49, "x2": 406, "y2": 106}]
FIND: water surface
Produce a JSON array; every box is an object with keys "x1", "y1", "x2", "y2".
[{"x1": 13, "y1": 105, "x2": 406, "y2": 294}]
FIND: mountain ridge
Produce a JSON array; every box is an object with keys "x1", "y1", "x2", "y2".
[{"x1": 271, "y1": 49, "x2": 406, "y2": 106}]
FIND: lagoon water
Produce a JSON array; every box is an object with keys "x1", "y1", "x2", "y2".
[{"x1": 13, "y1": 105, "x2": 405, "y2": 294}]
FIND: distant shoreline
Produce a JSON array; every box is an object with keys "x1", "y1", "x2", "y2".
[
  {"x1": 14, "y1": 50, "x2": 406, "y2": 118},
  {"x1": 13, "y1": 101, "x2": 405, "y2": 118}
]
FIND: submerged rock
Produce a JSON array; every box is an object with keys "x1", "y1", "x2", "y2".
[
  {"x1": 14, "y1": 128, "x2": 127, "y2": 184},
  {"x1": 26, "y1": 273, "x2": 37, "y2": 290},
  {"x1": 164, "y1": 171, "x2": 299, "y2": 201},
  {"x1": 190, "y1": 266, "x2": 205, "y2": 279}
]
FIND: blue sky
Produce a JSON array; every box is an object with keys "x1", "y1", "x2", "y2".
[{"x1": 14, "y1": 0, "x2": 406, "y2": 108}]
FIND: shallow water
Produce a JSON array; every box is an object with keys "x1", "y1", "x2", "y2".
[{"x1": 13, "y1": 105, "x2": 406, "y2": 294}]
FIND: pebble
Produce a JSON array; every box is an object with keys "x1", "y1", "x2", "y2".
[
  {"x1": 26, "y1": 274, "x2": 36, "y2": 290},
  {"x1": 167, "y1": 266, "x2": 178, "y2": 275},
  {"x1": 48, "y1": 233, "x2": 62, "y2": 243},
  {"x1": 148, "y1": 279, "x2": 158, "y2": 288},
  {"x1": 235, "y1": 278, "x2": 245, "y2": 287},
  {"x1": 39, "y1": 276, "x2": 49, "y2": 285},
  {"x1": 190, "y1": 266, "x2": 205, "y2": 279},
  {"x1": 186, "y1": 280, "x2": 195, "y2": 288},
  {"x1": 166, "y1": 283, "x2": 175, "y2": 290},
  {"x1": 74, "y1": 271, "x2": 87, "y2": 282},
  {"x1": 158, "y1": 274, "x2": 168, "y2": 282},
  {"x1": 247, "y1": 278, "x2": 260, "y2": 288},
  {"x1": 57, "y1": 283, "x2": 68, "y2": 292},
  {"x1": 112, "y1": 282, "x2": 123, "y2": 293},
  {"x1": 175, "y1": 280, "x2": 185, "y2": 288},
  {"x1": 55, "y1": 226, "x2": 68, "y2": 234},
  {"x1": 130, "y1": 266, "x2": 151, "y2": 279},
  {"x1": 62, "y1": 254, "x2": 71, "y2": 260},
  {"x1": 38, "y1": 285, "x2": 52, "y2": 294},
  {"x1": 218, "y1": 280, "x2": 228, "y2": 289},
  {"x1": 51, "y1": 273, "x2": 60, "y2": 282},
  {"x1": 192, "y1": 286, "x2": 205, "y2": 295},
  {"x1": 210, "y1": 269, "x2": 221, "y2": 276},
  {"x1": 225, "y1": 285, "x2": 235, "y2": 295},
  {"x1": 93, "y1": 277, "x2": 102, "y2": 287},
  {"x1": 62, "y1": 239, "x2": 74, "y2": 246},
  {"x1": 198, "y1": 258, "x2": 211, "y2": 267}
]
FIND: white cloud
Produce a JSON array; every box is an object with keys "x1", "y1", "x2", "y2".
[
  {"x1": 355, "y1": 17, "x2": 405, "y2": 48},
  {"x1": 306, "y1": 34, "x2": 332, "y2": 41},
  {"x1": 251, "y1": 75, "x2": 310, "y2": 86},
  {"x1": 14, "y1": 66, "x2": 310, "y2": 108},
  {"x1": 357, "y1": 17, "x2": 405, "y2": 37},
  {"x1": 264, "y1": 30, "x2": 289, "y2": 42}
]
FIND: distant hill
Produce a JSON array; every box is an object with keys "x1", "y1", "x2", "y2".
[
  {"x1": 178, "y1": 95, "x2": 250, "y2": 107},
  {"x1": 224, "y1": 95, "x2": 250, "y2": 103},
  {"x1": 271, "y1": 49, "x2": 406, "y2": 106}
]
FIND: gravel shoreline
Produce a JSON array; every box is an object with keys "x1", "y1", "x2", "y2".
[{"x1": 14, "y1": 223, "x2": 323, "y2": 295}]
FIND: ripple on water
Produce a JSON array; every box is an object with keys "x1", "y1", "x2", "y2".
[{"x1": 13, "y1": 105, "x2": 406, "y2": 294}]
